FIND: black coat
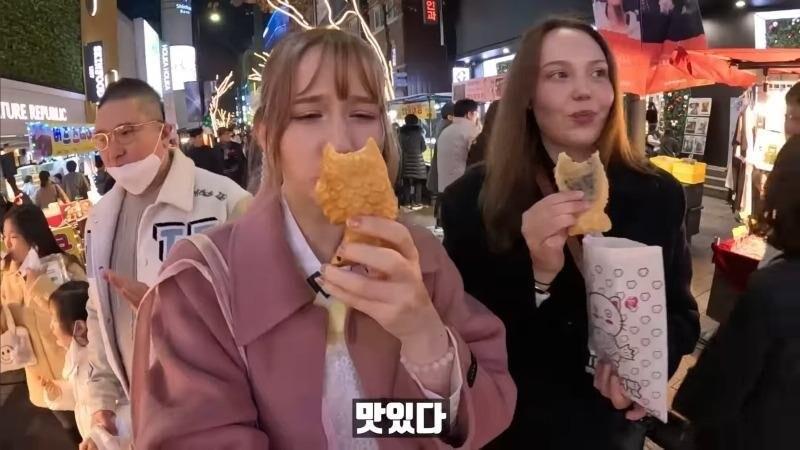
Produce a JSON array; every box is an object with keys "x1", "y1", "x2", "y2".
[
  {"x1": 398, "y1": 124, "x2": 428, "y2": 180},
  {"x1": 187, "y1": 145, "x2": 225, "y2": 176},
  {"x1": 674, "y1": 257, "x2": 800, "y2": 450},
  {"x1": 440, "y1": 162, "x2": 700, "y2": 449}
]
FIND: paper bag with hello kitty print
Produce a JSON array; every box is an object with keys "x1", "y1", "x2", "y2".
[{"x1": 583, "y1": 235, "x2": 669, "y2": 422}]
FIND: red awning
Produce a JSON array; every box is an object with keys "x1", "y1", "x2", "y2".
[{"x1": 694, "y1": 48, "x2": 800, "y2": 65}]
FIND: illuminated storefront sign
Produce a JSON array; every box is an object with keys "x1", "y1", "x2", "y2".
[
  {"x1": 161, "y1": 44, "x2": 172, "y2": 93},
  {"x1": 84, "y1": 41, "x2": 106, "y2": 102},
  {"x1": 176, "y1": 0, "x2": 192, "y2": 15},
  {"x1": 142, "y1": 20, "x2": 163, "y2": 95},
  {"x1": 1, "y1": 102, "x2": 68, "y2": 122},
  {"x1": 423, "y1": 0, "x2": 439, "y2": 25}
]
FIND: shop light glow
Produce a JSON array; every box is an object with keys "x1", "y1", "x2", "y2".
[
  {"x1": 210, "y1": 11, "x2": 222, "y2": 22},
  {"x1": 735, "y1": 1, "x2": 746, "y2": 8}
]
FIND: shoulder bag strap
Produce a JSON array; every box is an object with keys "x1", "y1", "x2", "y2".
[{"x1": 534, "y1": 169, "x2": 584, "y2": 273}]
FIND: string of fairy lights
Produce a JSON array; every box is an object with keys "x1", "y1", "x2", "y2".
[{"x1": 215, "y1": 0, "x2": 397, "y2": 130}]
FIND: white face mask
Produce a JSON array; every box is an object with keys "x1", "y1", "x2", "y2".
[{"x1": 107, "y1": 125, "x2": 165, "y2": 195}]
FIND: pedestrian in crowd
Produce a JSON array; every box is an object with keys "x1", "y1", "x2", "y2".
[
  {"x1": 217, "y1": 126, "x2": 248, "y2": 188},
  {"x1": 646, "y1": 100, "x2": 658, "y2": 134},
  {"x1": 1, "y1": 204, "x2": 87, "y2": 445},
  {"x1": 93, "y1": 155, "x2": 115, "y2": 195},
  {"x1": 62, "y1": 160, "x2": 91, "y2": 201},
  {"x1": 186, "y1": 127, "x2": 225, "y2": 175},
  {"x1": 53, "y1": 173, "x2": 64, "y2": 186},
  {"x1": 132, "y1": 28, "x2": 515, "y2": 449},
  {"x1": 33, "y1": 171, "x2": 70, "y2": 209},
  {"x1": 0, "y1": 144, "x2": 21, "y2": 199},
  {"x1": 758, "y1": 81, "x2": 800, "y2": 269},
  {"x1": 82, "y1": 78, "x2": 251, "y2": 450},
  {"x1": 41, "y1": 281, "x2": 131, "y2": 448},
  {"x1": 467, "y1": 100, "x2": 500, "y2": 166},
  {"x1": 436, "y1": 99, "x2": 480, "y2": 192},
  {"x1": 21, "y1": 175, "x2": 37, "y2": 198},
  {"x1": 440, "y1": 18, "x2": 700, "y2": 449},
  {"x1": 674, "y1": 136, "x2": 800, "y2": 450},
  {"x1": 427, "y1": 102, "x2": 455, "y2": 227},
  {"x1": 245, "y1": 109, "x2": 265, "y2": 195},
  {"x1": 785, "y1": 81, "x2": 800, "y2": 139},
  {"x1": 398, "y1": 114, "x2": 428, "y2": 206}
]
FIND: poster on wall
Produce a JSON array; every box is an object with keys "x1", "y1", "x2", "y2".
[
  {"x1": 28, "y1": 122, "x2": 96, "y2": 159},
  {"x1": 683, "y1": 97, "x2": 712, "y2": 156}
]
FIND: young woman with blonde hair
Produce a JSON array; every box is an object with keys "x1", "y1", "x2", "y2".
[
  {"x1": 131, "y1": 28, "x2": 515, "y2": 449},
  {"x1": 441, "y1": 18, "x2": 700, "y2": 449}
]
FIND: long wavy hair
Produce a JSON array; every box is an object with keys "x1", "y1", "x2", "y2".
[{"x1": 480, "y1": 17, "x2": 648, "y2": 251}]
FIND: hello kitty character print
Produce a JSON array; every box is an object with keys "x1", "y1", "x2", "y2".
[
  {"x1": 583, "y1": 235, "x2": 670, "y2": 422},
  {"x1": 589, "y1": 293, "x2": 636, "y2": 365}
]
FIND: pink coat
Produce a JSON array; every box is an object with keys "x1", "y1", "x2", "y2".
[{"x1": 131, "y1": 190, "x2": 516, "y2": 449}]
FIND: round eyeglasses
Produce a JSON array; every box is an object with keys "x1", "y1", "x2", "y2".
[{"x1": 92, "y1": 120, "x2": 163, "y2": 151}]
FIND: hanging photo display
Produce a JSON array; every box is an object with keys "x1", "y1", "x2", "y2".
[{"x1": 683, "y1": 97, "x2": 712, "y2": 155}]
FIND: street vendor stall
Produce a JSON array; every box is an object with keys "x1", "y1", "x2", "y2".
[
  {"x1": 388, "y1": 93, "x2": 452, "y2": 163},
  {"x1": 20, "y1": 121, "x2": 99, "y2": 202}
]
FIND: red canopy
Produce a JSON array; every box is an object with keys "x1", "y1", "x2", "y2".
[{"x1": 695, "y1": 48, "x2": 800, "y2": 65}]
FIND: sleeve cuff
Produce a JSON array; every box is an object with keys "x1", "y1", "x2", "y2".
[{"x1": 405, "y1": 327, "x2": 464, "y2": 426}]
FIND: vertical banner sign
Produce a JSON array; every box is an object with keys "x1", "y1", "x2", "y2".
[
  {"x1": 423, "y1": 0, "x2": 439, "y2": 25},
  {"x1": 84, "y1": 41, "x2": 106, "y2": 102}
]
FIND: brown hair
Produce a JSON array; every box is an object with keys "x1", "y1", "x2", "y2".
[
  {"x1": 480, "y1": 17, "x2": 648, "y2": 251},
  {"x1": 786, "y1": 81, "x2": 800, "y2": 107},
  {"x1": 253, "y1": 28, "x2": 399, "y2": 189},
  {"x1": 752, "y1": 135, "x2": 800, "y2": 256}
]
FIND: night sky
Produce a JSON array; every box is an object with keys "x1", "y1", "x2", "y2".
[{"x1": 117, "y1": 0, "x2": 255, "y2": 112}]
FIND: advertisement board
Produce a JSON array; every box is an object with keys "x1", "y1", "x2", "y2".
[
  {"x1": 139, "y1": 19, "x2": 163, "y2": 95},
  {"x1": 84, "y1": 41, "x2": 106, "y2": 102},
  {"x1": 28, "y1": 122, "x2": 96, "y2": 159},
  {"x1": 170, "y1": 45, "x2": 198, "y2": 90}
]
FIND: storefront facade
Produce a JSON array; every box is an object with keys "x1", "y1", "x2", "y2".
[{"x1": 0, "y1": 78, "x2": 88, "y2": 147}]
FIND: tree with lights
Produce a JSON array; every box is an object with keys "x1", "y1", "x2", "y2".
[{"x1": 233, "y1": 0, "x2": 395, "y2": 99}]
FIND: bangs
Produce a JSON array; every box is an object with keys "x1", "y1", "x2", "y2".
[{"x1": 295, "y1": 36, "x2": 383, "y2": 104}]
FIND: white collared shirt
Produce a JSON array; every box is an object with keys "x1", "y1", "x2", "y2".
[{"x1": 281, "y1": 199, "x2": 462, "y2": 446}]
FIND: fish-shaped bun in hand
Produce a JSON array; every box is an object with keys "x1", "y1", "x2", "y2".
[
  {"x1": 314, "y1": 138, "x2": 398, "y2": 339},
  {"x1": 315, "y1": 137, "x2": 399, "y2": 265},
  {"x1": 554, "y1": 151, "x2": 612, "y2": 236}
]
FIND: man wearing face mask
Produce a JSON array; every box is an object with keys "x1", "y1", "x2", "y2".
[{"x1": 81, "y1": 78, "x2": 251, "y2": 450}]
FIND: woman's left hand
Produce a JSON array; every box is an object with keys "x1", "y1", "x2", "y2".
[
  {"x1": 320, "y1": 217, "x2": 449, "y2": 360},
  {"x1": 594, "y1": 360, "x2": 648, "y2": 421}
]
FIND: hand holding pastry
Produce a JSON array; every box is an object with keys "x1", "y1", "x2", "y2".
[{"x1": 522, "y1": 191, "x2": 590, "y2": 285}]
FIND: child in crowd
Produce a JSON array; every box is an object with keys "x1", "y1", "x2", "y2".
[
  {"x1": 40, "y1": 281, "x2": 131, "y2": 450},
  {"x1": 21, "y1": 175, "x2": 37, "y2": 198}
]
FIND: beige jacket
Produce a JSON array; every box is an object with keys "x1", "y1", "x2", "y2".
[{"x1": 0, "y1": 256, "x2": 87, "y2": 407}]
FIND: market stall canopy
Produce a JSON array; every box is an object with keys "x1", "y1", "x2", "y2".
[
  {"x1": 692, "y1": 48, "x2": 800, "y2": 75},
  {"x1": 589, "y1": 0, "x2": 786, "y2": 95}
]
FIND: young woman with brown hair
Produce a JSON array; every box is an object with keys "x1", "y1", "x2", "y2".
[
  {"x1": 440, "y1": 18, "x2": 700, "y2": 449},
  {"x1": 131, "y1": 28, "x2": 515, "y2": 449}
]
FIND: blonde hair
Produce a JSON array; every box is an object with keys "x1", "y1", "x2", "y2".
[
  {"x1": 481, "y1": 18, "x2": 649, "y2": 251},
  {"x1": 254, "y1": 28, "x2": 399, "y2": 190}
]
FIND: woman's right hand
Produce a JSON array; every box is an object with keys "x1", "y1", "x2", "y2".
[{"x1": 521, "y1": 191, "x2": 589, "y2": 285}]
